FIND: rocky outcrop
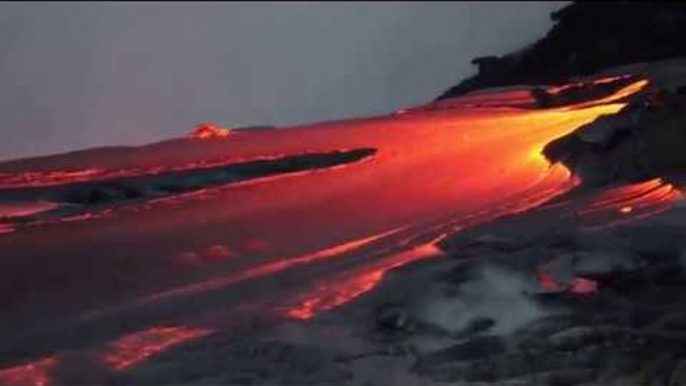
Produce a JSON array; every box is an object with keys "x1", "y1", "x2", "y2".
[
  {"x1": 543, "y1": 74, "x2": 686, "y2": 185},
  {"x1": 438, "y1": 2, "x2": 686, "y2": 100}
]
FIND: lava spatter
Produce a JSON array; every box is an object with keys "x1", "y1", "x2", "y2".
[{"x1": 578, "y1": 178, "x2": 682, "y2": 230}]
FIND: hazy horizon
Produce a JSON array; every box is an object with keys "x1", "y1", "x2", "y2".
[{"x1": 0, "y1": 1, "x2": 565, "y2": 161}]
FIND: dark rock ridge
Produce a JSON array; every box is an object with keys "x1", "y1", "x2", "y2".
[
  {"x1": 437, "y1": 2, "x2": 686, "y2": 100},
  {"x1": 47, "y1": 147, "x2": 377, "y2": 206},
  {"x1": 0, "y1": 148, "x2": 377, "y2": 226},
  {"x1": 543, "y1": 73, "x2": 686, "y2": 185}
]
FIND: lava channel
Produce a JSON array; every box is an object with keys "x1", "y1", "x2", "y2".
[
  {"x1": 578, "y1": 178, "x2": 683, "y2": 230},
  {"x1": 0, "y1": 76, "x2": 651, "y2": 349}
]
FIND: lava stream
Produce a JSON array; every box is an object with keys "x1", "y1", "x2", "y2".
[
  {"x1": 0, "y1": 325, "x2": 212, "y2": 386},
  {"x1": 0, "y1": 77, "x2": 652, "y2": 375},
  {"x1": 285, "y1": 234, "x2": 448, "y2": 320},
  {"x1": 78, "y1": 226, "x2": 409, "y2": 321},
  {"x1": 101, "y1": 325, "x2": 213, "y2": 370},
  {"x1": 0, "y1": 357, "x2": 56, "y2": 386}
]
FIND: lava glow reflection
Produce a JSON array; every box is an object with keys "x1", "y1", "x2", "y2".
[
  {"x1": 286, "y1": 270, "x2": 385, "y2": 320},
  {"x1": 187, "y1": 122, "x2": 231, "y2": 140}
]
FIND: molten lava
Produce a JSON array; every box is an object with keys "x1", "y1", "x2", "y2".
[
  {"x1": 187, "y1": 122, "x2": 231, "y2": 140},
  {"x1": 0, "y1": 325, "x2": 212, "y2": 386},
  {"x1": 619, "y1": 206, "x2": 633, "y2": 214},
  {"x1": 102, "y1": 325, "x2": 213, "y2": 370},
  {"x1": 0, "y1": 357, "x2": 56, "y2": 386},
  {"x1": 286, "y1": 234, "x2": 447, "y2": 320},
  {"x1": 548, "y1": 75, "x2": 633, "y2": 95},
  {"x1": 286, "y1": 270, "x2": 384, "y2": 320},
  {"x1": 579, "y1": 178, "x2": 682, "y2": 230},
  {"x1": 0, "y1": 76, "x2": 657, "y2": 371}
]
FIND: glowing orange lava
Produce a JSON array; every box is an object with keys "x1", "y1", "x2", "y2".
[
  {"x1": 0, "y1": 169, "x2": 104, "y2": 189},
  {"x1": 0, "y1": 325, "x2": 212, "y2": 385},
  {"x1": 102, "y1": 326, "x2": 213, "y2": 370},
  {"x1": 58, "y1": 77, "x2": 649, "y2": 324},
  {"x1": 567, "y1": 79, "x2": 648, "y2": 109},
  {"x1": 0, "y1": 76, "x2": 660, "y2": 386},
  {"x1": 592, "y1": 75, "x2": 633, "y2": 85},
  {"x1": 187, "y1": 122, "x2": 231, "y2": 140},
  {"x1": 548, "y1": 75, "x2": 633, "y2": 95},
  {"x1": 287, "y1": 270, "x2": 384, "y2": 320},
  {"x1": 0, "y1": 357, "x2": 57, "y2": 386},
  {"x1": 0, "y1": 79, "x2": 646, "y2": 193},
  {"x1": 579, "y1": 178, "x2": 682, "y2": 230},
  {"x1": 0, "y1": 77, "x2": 652, "y2": 333},
  {"x1": 286, "y1": 234, "x2": 447, "y2": 320}
]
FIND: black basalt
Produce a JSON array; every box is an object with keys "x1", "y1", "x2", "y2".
[{"x1": 437, "y1": 2, "x2": 686, "y2": 100}]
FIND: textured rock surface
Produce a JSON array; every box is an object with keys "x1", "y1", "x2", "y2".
[{"x1": 543, "y1": 78, "x2": 686, "y2": 185}]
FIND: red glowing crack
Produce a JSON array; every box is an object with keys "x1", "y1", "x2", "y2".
[{"x1": 102, "y1": 325, "x2": 213, "y2": 370}]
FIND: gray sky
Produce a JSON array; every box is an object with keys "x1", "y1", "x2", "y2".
[{"x1": 0, "y1": 1, "x2": 564, "y2": 161}]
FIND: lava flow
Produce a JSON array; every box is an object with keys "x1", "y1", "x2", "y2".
[
  {"x1": 578, "y1": 178, "x2": 682, "y2": 230},
  {"x1": 0, "y1": 357, "x2": 56, "y2": 386},
  {"x1": 0, "y1": 77, "x2": 653, "y2": 381},
  {"x1": 285, "y1": 234, "x2": 447, "y2": 320},
  {"x1": 0, "y1": 325, "x2": 212, "y2": 386},
  {"x1": 101, "y1": 325, "x2": 214, "y2": 370}
]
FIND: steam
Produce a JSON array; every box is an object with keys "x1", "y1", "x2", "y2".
[{"x1": 418, "y1": 265, "x2": 545, "y2": 336}]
